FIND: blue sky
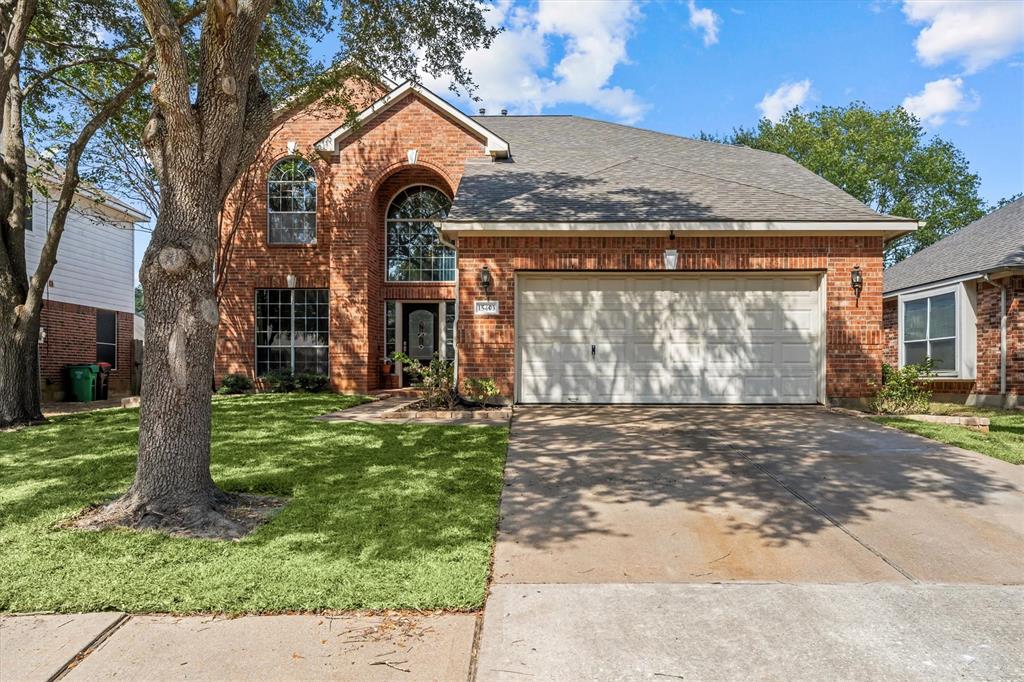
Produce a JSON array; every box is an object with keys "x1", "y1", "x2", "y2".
[
  {"x1": 134, "y1": 0, "x2": 1024, "y2": 284},
  {"x1": 420, "y1": 0, "x2": 1023, "y2": 206}
]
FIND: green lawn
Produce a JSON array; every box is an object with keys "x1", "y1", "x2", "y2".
[
  {"x1": 0, "y1": 394, "x2": 508, "y2": 614},
  {"x1": 872, "y1": 403, "x2": 1024, "y2": 465}
]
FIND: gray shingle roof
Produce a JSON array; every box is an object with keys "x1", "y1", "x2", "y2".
[
  {"x1": 447, "y1": 115, "x2": 909, "y2": 224},
  {"x1": 883, "y1": 197, "x2": 1024, "y2": 294}
]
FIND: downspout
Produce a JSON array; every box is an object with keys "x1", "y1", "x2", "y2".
[{"x1": 982, "y1": 274, "x2": 1007, "y2": 399}]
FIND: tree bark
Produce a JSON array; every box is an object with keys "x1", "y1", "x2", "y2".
[
  {"x1": 0, "y1": 307, "x2": 41, "y2": 425},
  {"x1": 101, "y1": 181, "x2": 237, "y2": 534}
]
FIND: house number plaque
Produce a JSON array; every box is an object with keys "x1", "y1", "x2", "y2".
[{"x1": 474, "y1": 300, "x2": 500, "y2": 316}]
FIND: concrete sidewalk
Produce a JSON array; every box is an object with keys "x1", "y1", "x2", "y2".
[
  {"x1": 1, "y1": 612, "x2": 476, "y2": 681},
  {"x1": 476, "y1": 583, "x2": 1024, "y2": 681}
]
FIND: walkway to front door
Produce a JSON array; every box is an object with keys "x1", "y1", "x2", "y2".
[{"x1": 475, "y1": 406, "x2": 1024, "y2": 680}]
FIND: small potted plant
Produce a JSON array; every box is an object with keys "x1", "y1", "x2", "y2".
[{"x1": 382, "y1": 357, "x2": 394, "y2": 375}]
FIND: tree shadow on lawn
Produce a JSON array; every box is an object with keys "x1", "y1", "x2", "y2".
[
  {"x1": 502, "y1": 406, "x2": 1023, "y2": 551},
  {"x1": 0, "y1": 394, "x2": 508, "y2": 612}
]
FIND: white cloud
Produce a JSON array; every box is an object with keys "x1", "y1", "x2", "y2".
[
  {"x1": 756, "y1": 79, "x2": 812, "y2": 122},
  {"x1": 901, "y1": 76, "x2": 980, "y2": 126},
  {"x1": 419, "y1": 0, "x2": 647, "y2": 124},
  {"x1": 687, "y1": 0, "x2": 721, "y2": 46},
  {"x1": 902, "y1": 1, "x2": 1024, "y2": 73}
]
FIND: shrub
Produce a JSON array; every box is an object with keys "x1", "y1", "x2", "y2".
[
  {"x1": 869, "y1": 361, "x2": 934, "y2": 414},
  {"x1": 264, "y1": 369, "x2": 297, "y2": 393},
  {"x1": 296, "y1": 373, "x2": 330, "y2": 392},
  {"x1": 463, "y1": 377, "x2": 499, "y2": 407},
  {"x1": 393, "y1": 352, "x2": 457, "y2": 409},
  {"x1": 217, "y1": 373, "x2": 253, "y2": 395}
]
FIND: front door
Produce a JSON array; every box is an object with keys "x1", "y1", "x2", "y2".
[{"x1": 402, "y1": 303, "x2": 439, "y2": 386}]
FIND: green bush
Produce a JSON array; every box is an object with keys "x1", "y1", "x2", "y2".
[
  {"x1": 217, "y1": 373, "x2": 254, "y2": 395},
  {"x1": 264, "y1": 369, "x2": 297, "y2": 393},
  {"x1": 869, "y1": 361, "x2": 934, "y2": 414},
  {"x1": 463, "y1": 377, "x2": 499, "y2": 407},
  {"x1": 393, "y1": 352, "x2": 457, "y2": 409},
  {"x1": 296, "y1": 373, "x2": 330, "y2": 392}
]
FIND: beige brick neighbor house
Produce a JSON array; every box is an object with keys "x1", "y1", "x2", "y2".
[{"x1": 215, "y1": 78, "x2": 918, "y2": 405}]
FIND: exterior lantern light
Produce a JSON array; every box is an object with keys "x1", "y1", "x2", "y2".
[
  {"x1": 480, "y1": 265, "x2": 493, "y2": 294},
  {"x1": 851, "y1": 265, "x2": 864, "y2": 298},
  {"x1": 286, "y1": 274, "x2": 297, "y2": 289},
  {"x1": 664, "y1": 231, "x2": 678, "y2": 270}
]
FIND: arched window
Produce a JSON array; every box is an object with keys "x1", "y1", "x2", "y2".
[
  {"x1": 386, "y1": 186, "x2": 454, "y2": 281},
  {"x1": 268, "y1": 157, "x2": 316, "y2": 244}
]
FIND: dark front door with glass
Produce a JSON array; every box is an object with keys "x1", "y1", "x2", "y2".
[{"x1": 402, "y1": 303, "x2": 439, "y2": 386}]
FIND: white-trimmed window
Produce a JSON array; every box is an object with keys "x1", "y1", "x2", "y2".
[
  {"x1": 385, "y1": 186, "x2": 454, "y2": 282},
  {"x1": 267, "y1": 158, "x2": 316, "y2": 244},
  {"x1": 901, "y1": 290, "x2": 957, "y2": 375}
]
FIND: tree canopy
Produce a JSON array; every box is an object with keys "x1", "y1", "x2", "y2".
[{"x1": 703, "y1": 103, "x2": 987, "y2": 265}]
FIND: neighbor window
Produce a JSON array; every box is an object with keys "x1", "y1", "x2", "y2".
[
  {"x1": 96, "y1": 310, "x2": 117, "y2": 368},
  {"x1": 386, "y1": 186, "x2": 455, "y2": 282},
  {"x1": 267, "y1": 157, "x2": 316, "y2": 244},
  {"x1": 255, "y1": 288, "x2": 328, "y2": 376},
  {"x1": 902, "y1": 291, "x2": 956, "y2": 374}
]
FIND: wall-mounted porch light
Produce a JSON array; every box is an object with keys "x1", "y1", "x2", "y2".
[
  {"x1": 286, "y1": 274, "x2": 297, "y2": 289},
  {"x1": 851, "y1": 265, "x2": 864, "y2": 299},
  {"x1": 479, "y1": 265, "x2": 493, "y2": 295}
]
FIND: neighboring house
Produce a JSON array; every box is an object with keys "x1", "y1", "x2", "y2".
[
  {"x1": 883, "y1": 198, "x2": 1023, "y2": 408},
  {"x1": 215, "y1": 80, "x2": 917, "y2": 405},
  {"x1": 25, "y1": 170, "x2": 149, "y2": 401}
]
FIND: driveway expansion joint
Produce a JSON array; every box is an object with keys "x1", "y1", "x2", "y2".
[{"x1": 729, "y1": 445, "x2": 920, "y2": 584}]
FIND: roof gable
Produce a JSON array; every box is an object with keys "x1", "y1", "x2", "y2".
[{"x1": 313, "y1": 82, "x2": 510, "y2": 158}]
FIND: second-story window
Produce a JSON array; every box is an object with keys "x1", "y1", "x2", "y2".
[{"x1": 268, "y1": 157, "x2": 316, "y2": 244}]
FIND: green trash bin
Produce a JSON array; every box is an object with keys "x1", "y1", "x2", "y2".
[{"x1": 67, "y1": 365, "x2": 97, "y2": 402}]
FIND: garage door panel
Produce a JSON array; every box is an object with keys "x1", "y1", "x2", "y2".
[{"x1": 517, "y1": 273, "x2": 821, "y2": 404}]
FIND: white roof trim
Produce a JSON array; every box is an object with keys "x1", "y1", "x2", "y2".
[
  {"x1": 441, "y1": 219, "x2": 918, "y2": 237},
  {"x1": 314, "y1": 81, "x2": 510, "y2": 158}
]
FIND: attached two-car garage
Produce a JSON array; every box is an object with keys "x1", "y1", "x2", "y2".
[{"x1": 516, "y1": 272, "x2": 824, "y2": 404}]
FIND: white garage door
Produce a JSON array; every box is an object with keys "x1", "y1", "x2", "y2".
[{"x1": 517, "y1": 273, "x2": 823, "y2": 404}]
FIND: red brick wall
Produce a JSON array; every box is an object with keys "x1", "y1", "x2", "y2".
[
  {"x1": 882, "y1": 298, "x2": 898, "y2": 367},
  {"x1": 215, "y1": 90, "x2": 488, "y2": 392},
  {"x1": 976, "y1": 277, "x2": 1022, "y2": 398},
  {"x1": 38, "y1": 299, "x2": 133, "y2": 401},
  {"x1": 456, "y1": 234, "x2": 884, "y2": 401}
]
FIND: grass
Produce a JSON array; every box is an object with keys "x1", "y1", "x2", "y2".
[
  {"x1": 0, "y1": 394, "x2": 508, "y2": 614},
  {"x1": 872, "y1": 403, "x2": 1024, "y2": 465}
]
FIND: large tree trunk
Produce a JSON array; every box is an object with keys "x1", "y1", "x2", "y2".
[
  {"x1": 100, "y1": 181, "x2": 239, "y2": 535},
  {"x1": 0, "y1": 305, "x2": 42, "y2": 426}
]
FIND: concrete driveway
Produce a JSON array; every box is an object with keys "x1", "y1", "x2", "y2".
[{"x1": 478, "y1": 406, "x2": 1024, "y2": 680}]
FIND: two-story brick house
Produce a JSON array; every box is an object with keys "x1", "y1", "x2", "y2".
[{"x1": 215, "y1": 79, "x2": 917, "y2": 405}]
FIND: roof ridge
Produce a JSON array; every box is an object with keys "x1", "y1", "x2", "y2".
[{"x1": 643, "y1": 158, "x2": 886, "y2": 218}]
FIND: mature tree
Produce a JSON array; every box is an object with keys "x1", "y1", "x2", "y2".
[
  {"x1": 97, "y1": 0, "x2": 497, "y2": 535},
  {"x1": 0, "y1": 0, "x2": 170, "y2": 426},
  {"x1": 704, "y1": 103, "x2": 987, "y2": 265},
  {"x1": 993, "y1": 192, "x2": 1022, "y2": 210}
]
